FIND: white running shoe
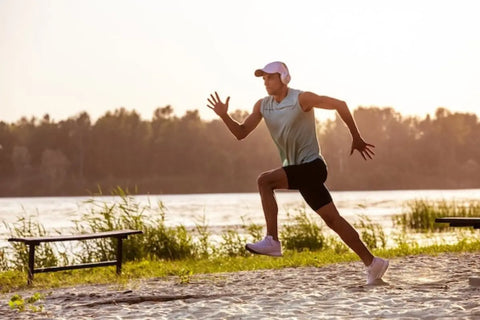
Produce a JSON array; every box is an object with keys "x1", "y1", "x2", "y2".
[
  {"x1": 366, "y1": 257, "x2": 389, "y2": 285},
  {"x1": 245, "y1": 235, "x2": 282, "y2": 257}
]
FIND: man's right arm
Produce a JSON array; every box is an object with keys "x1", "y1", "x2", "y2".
[
  {"x1": 207, "y1": 92, "x2": 263, "y2": 140},
  {"x1": 219, "y1": 100, "x2": 262, "y2": 140}
]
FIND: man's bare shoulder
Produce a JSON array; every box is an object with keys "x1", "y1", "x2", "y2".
[
  {"x1": 298, "y1": 91, "x2": 321, "y2": 112},
  {"x1": 299, "y1": 91, "x2": 321, "y2": 101},
  {"x1": 252, "y1": 98, "x2": 263, "y2": 113},
  {"x1": 299, "y1": 92, "x2": 340, "y2": 111}
]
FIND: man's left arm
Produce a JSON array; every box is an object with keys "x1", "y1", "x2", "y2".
[{"x1": 298, "y1": 91, "x2": 375, "y2": 160}]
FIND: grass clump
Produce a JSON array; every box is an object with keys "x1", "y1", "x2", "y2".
[
  {"x1": 73, "y1": 187, "x2": 198, "y2": 262},
  {"x1": 394, "y1": 199, "x2": 480, "y2": 232},
  {"x1": 280, "y1": 208, "x2": 325, "y2": 251},
  {"x1": 8, "y1": 292, "x2": 44, "y2": 313},
  {"x1": 354, "y1": 214, "x2": 387, "y2": 249}
]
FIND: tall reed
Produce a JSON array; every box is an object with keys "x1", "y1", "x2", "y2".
[
  {"x1": 73, "y1": 187, "x2": 197, "y2": 262},
  {"x1": 3, "y1": 217, "x2": 60, "y2": 270},
  {"x1": 394, "y1": 199, "x2": 480, "y2": 232}
]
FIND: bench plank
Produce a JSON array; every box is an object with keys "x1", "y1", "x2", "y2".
[
  {"x1": 8, "y1": 229, "x2": 142, "y2": 244},
  {"x1": 435, "y1": 217, "x2": 480, "y2": 229}
]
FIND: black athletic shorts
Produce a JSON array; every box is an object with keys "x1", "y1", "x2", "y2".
[{"x1": 283, "y1": 158, "x2": 333, "y2": 211}]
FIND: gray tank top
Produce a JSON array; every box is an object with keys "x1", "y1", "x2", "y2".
[{"x1": 260, "y1": 88, "x2": 322, "y2": 166}]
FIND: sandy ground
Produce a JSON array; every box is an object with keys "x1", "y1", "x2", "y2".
[{"x1": 1, "y1": 252, "x2": 480, "y2": 319}]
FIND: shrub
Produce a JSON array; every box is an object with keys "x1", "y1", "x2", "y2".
[
  {"x1": 143, "y1": 218, "x2": 196, "y2": 260},
  {"x1": 280, "y1": 208, "x2": 325, "y2": 251},
  {"x1": 219, "y1": 229, "x2": 248, "y2": 257}
]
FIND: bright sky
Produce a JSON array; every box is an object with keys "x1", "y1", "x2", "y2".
[{"x1": 1, "y1": 0, "x2": 479, "y2": 124}]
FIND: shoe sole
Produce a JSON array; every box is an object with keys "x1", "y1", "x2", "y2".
[{"x1": 245, "y1": 244, "x2": 282, "y2": 257}]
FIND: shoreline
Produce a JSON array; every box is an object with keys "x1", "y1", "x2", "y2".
[{"x1": 2, "y1": 252, "x2": 479, "y2": 319}]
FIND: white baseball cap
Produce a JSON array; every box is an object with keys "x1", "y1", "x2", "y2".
[{"x1": 254, "y1": 61, "x2": 291, "y2": 85}]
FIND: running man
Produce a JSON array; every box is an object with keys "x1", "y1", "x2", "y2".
[{"x1": 207, "y1": 61, "x2": 388, "y2": 284}]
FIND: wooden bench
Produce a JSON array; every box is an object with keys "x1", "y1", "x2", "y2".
[
  {"x1": 8, "y1": 229, "x2": 143, "y2": 285},
  {"x1": 435, "y1": 217, "x2": 480, "y2": 286},
  {"x1": 435, "y1": 217, "x2": 480, "y2": 229}
]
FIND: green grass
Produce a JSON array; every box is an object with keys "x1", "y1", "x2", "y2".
[{"x1": 1, "y1": 238, "x2": 479, "y2": 293}]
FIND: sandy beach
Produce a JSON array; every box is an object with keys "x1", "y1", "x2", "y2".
[{"x1": 1, "y1": 252, "x2": 479, "y2": 319}]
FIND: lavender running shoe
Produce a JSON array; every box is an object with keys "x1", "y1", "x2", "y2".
[
  {"x1": 366, "y1": 257, "x2": 389, "y2": 284},
  {"x1": 245, "y1": 235, "x2": 282, "y2": 257}
]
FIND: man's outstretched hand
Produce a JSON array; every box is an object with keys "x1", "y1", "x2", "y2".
[
  {"x1": 207, "y1": 92, "x2": 230, "y2": 117},
  {"x1": 350, "y1": 137, "x2": 375, "y2": 160}
]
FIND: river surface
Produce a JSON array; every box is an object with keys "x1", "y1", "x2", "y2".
[{"x1": 1, "y1": 189, "x2": 479, "y2": 247}]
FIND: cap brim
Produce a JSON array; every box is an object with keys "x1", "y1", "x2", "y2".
[{"x1": 254, "y1": 69, "x2": 265, "y2": 77}]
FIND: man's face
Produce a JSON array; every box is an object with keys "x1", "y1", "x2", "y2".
[{"x1": 262, "y1": 73, "x2": 284, "y2": 95}]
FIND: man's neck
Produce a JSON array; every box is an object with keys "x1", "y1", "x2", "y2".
[{"x1": 273, "y1": 87, "x2": 289, "y2": 103}]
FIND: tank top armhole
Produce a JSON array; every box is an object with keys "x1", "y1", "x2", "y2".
[
  {"x1": 293, "y1": 89, "x2": 304, "y2": 111},
  {"x1": 259, "y1": 96, "x2": 269, "y2": 115}
]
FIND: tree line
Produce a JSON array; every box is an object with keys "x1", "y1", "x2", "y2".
[{"x1": 0, "y1": 105, "x2": 478, "y2": 196}]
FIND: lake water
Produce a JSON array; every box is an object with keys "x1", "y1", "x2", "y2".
[{"x1": 1, "y1": 188, "x2": 479, "y2": 248}]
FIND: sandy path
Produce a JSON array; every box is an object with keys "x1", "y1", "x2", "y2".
[{"x1": 1, "y1": 252, "x2": 479, "y2": 319}]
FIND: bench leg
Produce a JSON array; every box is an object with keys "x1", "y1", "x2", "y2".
[
  {"x1": 27, "y1": 244, "x2": 36, "y2": 285},
  {"x1": 116, "y1": 237, "x2": 123, "y2": 275},
  {"x1": 470, "y1": 277, "x2": 480, "y2": 286}
]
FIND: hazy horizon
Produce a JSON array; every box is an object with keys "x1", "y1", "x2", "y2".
[{"x1": 1, "y1": 0, "x2": 479, "y2": 124}]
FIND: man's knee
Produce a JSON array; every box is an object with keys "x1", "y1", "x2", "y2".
[
  {"x1": 257, "y1": 169, "x2": 286, "y2": 190},
  {"x1": 257, "y1": 171, "x2": 273, "y2": 189}
]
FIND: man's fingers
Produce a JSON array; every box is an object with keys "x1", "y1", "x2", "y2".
[
  {"x1": 350, "y1": 143, "x2": 375, "y2": 160},
  {"x1": 365, "y1": 146, "x2": 375, "y2": 156},
  {"x1": 364, "y1": 147, "x2": 376, "y2": 160},
  {"x1": 209, "y1": 94, "x2": 218, "y2": 104},
  {"x1": 226, "y1": 96, "x2": 230, "y2": 105},
  {"x1": 207, "y1": 98, "x2": 215, "y2": 106},
  {"x1": 209, "y1": 92, "x2": 227, "y2": 105}
]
